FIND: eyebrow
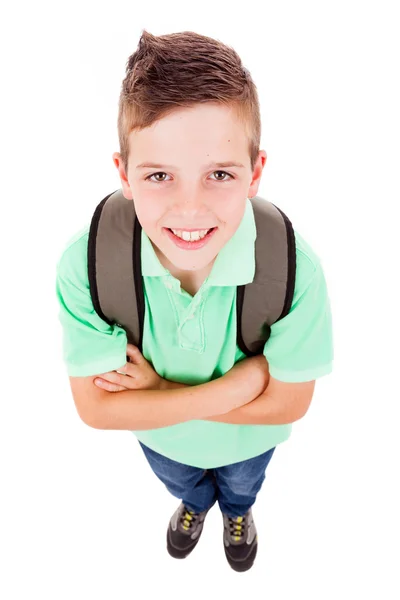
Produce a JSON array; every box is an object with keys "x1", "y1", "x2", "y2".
[{"x1": 135, "y1": 161, "x2": 246, "y2": 170}]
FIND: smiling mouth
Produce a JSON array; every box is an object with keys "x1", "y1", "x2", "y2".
[
  {"x1": 163, "y1": 226, "x2": 218, "y2": 248},
  {"x1": 167, "y1": 227, "x2": 217, "y2": 238}
]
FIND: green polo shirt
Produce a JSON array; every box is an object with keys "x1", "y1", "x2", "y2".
[{"x1": 55, "y1": 198, "x2": 333, "y2": 468}]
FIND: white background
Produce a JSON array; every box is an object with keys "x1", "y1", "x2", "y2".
[{"x1": 1, "y1": 0, "x2": 399, "y2": 597}]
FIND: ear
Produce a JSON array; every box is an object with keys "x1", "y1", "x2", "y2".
[
  {"x1": 112, "y1": 152, "x2": 133, "y2": 200},
  {"x1": 248, "y1": 150, "x2": 267, "y2": 199}
]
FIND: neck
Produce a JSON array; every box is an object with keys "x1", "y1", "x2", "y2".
[{"x1": 152, "y1": 244, "x2": 215, "y2": 296}]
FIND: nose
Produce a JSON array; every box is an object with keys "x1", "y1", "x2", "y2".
[{"x1": 172, "y1": 192, "x2": 205, "y2": 216}]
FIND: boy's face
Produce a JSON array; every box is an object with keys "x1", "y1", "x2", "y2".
[{"x1": 113, "y1": 102, "x2": 266, "y2": 274}]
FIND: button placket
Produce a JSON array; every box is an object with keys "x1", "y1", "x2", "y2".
[
  {"x1": 184, "y1": 295, "x2": 201, "y2": 322},
  {"x1": 177, "y1": 288, "x2": 208, "y2": 352}
]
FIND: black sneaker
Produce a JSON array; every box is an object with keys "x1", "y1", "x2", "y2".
[
  {"x1": 167, "y1": 501, "x2": 213, "y2": 559},
  {"x1": 222, "y1": 508, "x2": 258, "y2": 572}
]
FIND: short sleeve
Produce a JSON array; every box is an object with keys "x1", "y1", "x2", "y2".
[
  {"x1": 263, "y1": 259, "x2": 334, "y2": 383},
  {"x1": 55, "y1": 232, "x2": 128, "y2": 377}
]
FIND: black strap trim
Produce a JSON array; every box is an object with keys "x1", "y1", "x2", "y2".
[
  {"x1": 270, "y1": 203, "x2": 296, "y2": 321},
  {"x1": 133, "y1": 215, "x2": 145, "y2": 352},
  {"x1": 236, "y1": 284, "x2": 254, "y2": 357}
]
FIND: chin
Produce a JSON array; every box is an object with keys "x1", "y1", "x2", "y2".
[
  {"x1": 151, "y1": 227, "x2": 225, "y2": 273},
  {"x1": 167, "y1": 252, "x2": 217, "y2": 272}
]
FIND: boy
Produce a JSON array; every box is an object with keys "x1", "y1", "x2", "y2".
[{"x1": 55, "y1": 29, "x2": 333, "y2": 573}]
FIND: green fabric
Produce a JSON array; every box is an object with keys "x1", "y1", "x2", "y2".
[{"x1": 55, "y1": 198, "x2": 333, "y2": 468}]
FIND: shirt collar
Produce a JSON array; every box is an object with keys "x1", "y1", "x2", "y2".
[{"x1": 141, "y1": 198, "x2": 256, "y2": 286}]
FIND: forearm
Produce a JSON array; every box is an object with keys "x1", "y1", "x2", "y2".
[
  {"x1": 203, "y1": 390, "x2": 304, "y2": 425},
  {"x1": 91, "y1": 369, "x2": 256, "y2": 431}
]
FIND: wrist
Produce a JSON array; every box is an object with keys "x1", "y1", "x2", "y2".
[
  {"x1": 228, "y1": 358, "x2": 265, "y2": 400},
  {"x1": 224, "y1": 367, "x2": 253, "y2": 403}
]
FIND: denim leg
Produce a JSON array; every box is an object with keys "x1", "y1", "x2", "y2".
[
  {"x1": 138, "y1": 442, "x2": 218, "y2": 513},
  {"x1": 212, "y1": 447, "x2": 276, "y2": 518}
]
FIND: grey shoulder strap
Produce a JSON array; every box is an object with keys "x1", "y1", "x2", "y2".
[
  {"x1": 237, "y1": 196, "x2": 296, "y2": 355},
  {"x1": 88, "y1": 188, "x2": 143, "y2": 350}
]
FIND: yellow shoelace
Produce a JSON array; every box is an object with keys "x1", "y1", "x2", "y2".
[
  {"x1": 182, "y1": 510, "x2": 196, "y2": 531},
  {"x1": 230, "y1": 516, "x2": 244, "y2": 542}
]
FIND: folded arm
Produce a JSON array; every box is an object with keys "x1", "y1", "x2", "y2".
[{"x1": 201, "y1": 376, "x2": 315, "y2": 425}]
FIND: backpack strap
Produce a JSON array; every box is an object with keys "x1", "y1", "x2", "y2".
[
  {"x1": 88, "y1": 188, "x2": 144, "y2": 353},
  {"x1": 236, "y1": 196, "x2": 296, "y2": 356}
]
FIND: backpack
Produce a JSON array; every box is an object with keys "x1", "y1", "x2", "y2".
[{"x1": 87, "y1": 188, "x2": 296, "y2": 358}]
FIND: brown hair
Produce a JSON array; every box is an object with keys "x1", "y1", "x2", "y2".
[{"x1": 117, "y1": 29, "x2": 261, "y2": 174}]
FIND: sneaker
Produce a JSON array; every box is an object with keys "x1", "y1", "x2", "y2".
[
  {"x1": 167, "y1": 501, "x2": 213, "y2": 559},
  {"x1": 222, "y1": 507, "x2": 258, "y2": 572}
]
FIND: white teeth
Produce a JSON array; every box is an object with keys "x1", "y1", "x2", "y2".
[{"x1": 171, "y1": 229, "x2": 210, "y2": 241}]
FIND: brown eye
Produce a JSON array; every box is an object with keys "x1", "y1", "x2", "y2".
[
  {"x1": 211, "y1": 170, "x2": 233, "y2": 181},
  {"x1": 146, "y1": 172, "x2": 170, "y2": 183}
]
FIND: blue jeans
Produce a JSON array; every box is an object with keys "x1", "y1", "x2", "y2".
[{"x1": 138, "y1": 442, "x2": 276, "y2": 518}]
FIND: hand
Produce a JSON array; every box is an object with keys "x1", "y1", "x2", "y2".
[{"x1": 93, "y1": 344, "x2": 163, "y2": 392}]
